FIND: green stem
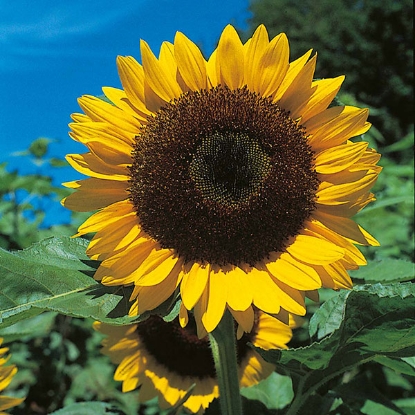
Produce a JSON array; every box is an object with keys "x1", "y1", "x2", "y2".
[{"x1": 209, "y1": 309, "x2": 243, "y2": 415}]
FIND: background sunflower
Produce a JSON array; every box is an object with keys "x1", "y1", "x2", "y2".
[{"x1": 94, "y1": 311, "x2": 292, "y2": 414}]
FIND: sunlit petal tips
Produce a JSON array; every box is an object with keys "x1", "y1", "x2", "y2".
[{"x1": 63, "y1": 24, "x2": 381, "y2": 335}]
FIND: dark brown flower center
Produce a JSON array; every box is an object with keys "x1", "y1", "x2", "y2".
[
  {"x1": 189, "y1": 131, "x2": 272, "y2": 208},
  {"x1": 136, "y1": 315, "x2": 253, "y2": 378},
  {"x1": 129, "y1": 85, "x2": 319, "y2": 266}
]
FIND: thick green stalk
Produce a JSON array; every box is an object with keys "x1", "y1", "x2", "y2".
[{"x1": 209, "y1": 310, "x2": 243, "y2": 415}]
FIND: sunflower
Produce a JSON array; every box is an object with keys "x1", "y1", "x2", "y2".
[
  {"x1": 0, "y1": 338, "x2": 24, "y2": 414},
  {"x1": 94, "y1": 311, "x2": 292, "y2": 413},
  {"x1": 63, "y1": 24, "x2": 381, "y2": 335}
]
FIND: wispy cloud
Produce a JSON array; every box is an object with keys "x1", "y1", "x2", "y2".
[
  {"x1": 0, "y1": 1, "x2": 149, "y2": 70},
  {"x1": 0, "y1": 2, "x2": 143, "y2": 42}
]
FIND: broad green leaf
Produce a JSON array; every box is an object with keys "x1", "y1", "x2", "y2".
[
  {"x1": 49, "y1": 402, "x2": 117, "y2": 415},
  {"x1": 373, "y1": 356, "x2": 415, "y2": 377},
  {"x1": 256, "y1": 283, "x2": 415, "y2": 414},
  {"x1": 361, "y1": 400, "x2": 403, "y2": 415},
  {"x1": 394, "y1": 398, "x2": 415, "y2": 415},
  {"x1": 206, "y1": 397, "x2": 277, "y2": 415},
  {"x1": 0, "y1": 312, "x2": 57, "y2": 342},
  {"x1": 358, "y1": 195, "x2": 414, "y2": 214},
  {"x1": 350, "y1": 259, "x2": 415, "y2": 283},
  {"x1": 241, "y1": 372, "x2": 293, "y2": 410},
  {"x1": 309, "y1": 283, "x2": 415, "y2": 342},
  {"x1": 257, "y1": 283, "x2": 415, "y2": 371},
  {"x1": 309, "y1": 290, "x2": 349, "y2": 339},
  {"x1": 0, "y1": 236, "x2": 136, "y2": 328},
  {"x1": 333, "y1": 373, "x2": 406, "y2": 415}
]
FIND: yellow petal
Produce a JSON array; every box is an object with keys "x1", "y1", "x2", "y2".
[
  {"x1": 312, "y1": 209, "x2": 378, "y2": 246},
  {"x1": 228, "y1": 306, "x2": 255, "y2": 334},
  {"x1": 135, "y1": 249, "x2": 180, "y2": 286},
  {"x1": 135, "y1": 270, "x2": 179, "y2": 312},
  {"x1": 245, "y1": 265, "x2": 306, "y2": 316},
  {"x1": 278, "y1": 54, "x2": 317, "y2": 118},
  {"x1": 140, "y1": 39, "x2": 182, "y2": 102},
  {"x1": 254, "y1": 312, "x2": 293, "y2": 350},
  {"x1": 194, "y1": 289, "x2": 209, "y2": 338},
  {"x1": 62, "y1": 178, "x2": 129, "y2": 212},
  {"x1": 116, "y1": 56, "x2": 152, "y2": 117},
  {"x1": 266, "y1": 252, "x2": 322, "y2": 290},
  {"x1": 78, "y1": 95, "x2": 141, "y2": 134},
  {"x1": 244, "y1": 266, "x2": 281, "y2": 314},
  {"x1": 308, "y1": 107, "x2": 370, "y2": 150},
  {"x1": 273, "y1": 49, "x2": 312, "y2": 101},
  {"x1": 202, "y1": 267, "x2": 227, "y2": 332},
  {"x1": 286, "y1": 234, "x2": 344, "y2": 265},
  {"x1": 265, "y1": 275, "x2": 307, "y2": 315},
  {"x1": 304, "y1": 220, "x2": 368, "y2": 267},
  {"x1": 239, "y1": 354, "x2": 274, "y2": 387},
  {"x1": 174, "y1": 32, "x2": 207, "y2": 90},
  {"x1": 101, "y1": 86, "x2": 146, "y2": 123},
  {"x1": 300, "y1": 76, "x2": 345, "y2": 122},
  {"x1": 317, "y1": 172, "x2": 378, "y2": 205},
  {"x1": 75, "y1": 199, "x2": 134, "y2": 235},
  {"x1": 206, "y1": 49, "x2": 218, "y2": 87},
  {"x1": 99, "y1": 241, "x2": 155, "y2": 284},
  {"x1": 65, "y1": 153, "x2": 129, "y2": 181},
  {"x1": 70, "y1": 119, "x2": 134, "y2": 149},
  {"x1": 244, "y1": 24, "x2": 269, "y2": 92},
  {"x1": 258, "y1": 33, "x2": 290, "y2": 97},
  {"x1": 180, "y1": 262, "x2": 210, "y2": 310},
  {"x1": 323, "y1": 262, "x2": 353, "y2": 289},
  {"x1": 225, "y1": 266, "x2": 253, "y2": 311},
  {"x1": 86, "y1": 215, "x2": 139, "y2": 256},
  {"x1": 179, "y1": 302, "x2": 189, "y2": 327},
  {"x1": 215, "y1": 25, "x2": 244, "y2": 89},
  {"x1": 315, "y1": 142, "x2": 368, "y2": 174},
  {"x1": 70, "y1": 132, "x2": 131, "y2": 166},
  {"x1": 303, "y1": 105, "x2": 345, "y2": 133}
]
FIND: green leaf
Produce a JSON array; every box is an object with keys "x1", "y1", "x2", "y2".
[
  {"x1": 361, "y1": 400, "x2": 403, "y2": 415},
  {"x1": 0, "y1": 311, "x2": 57, "y2": 342},
  {"x1": 334, "y1": 373, "x2": 406, "y2": 415},
  {"x1": 0, "y1": 236, "x2": 136, "y2": 328},
  {"x1": 48, "y1": 402, "x2": 117, "y2": 415},
  {"x1": 28, "y1": 137, "x2": 53, "y2": 159},
  {"x1": 373, "y1": 356, "x2": 415, "y2": 377},
  {"x1": 206, "y1": 396, "x2": 278, "y2": 415},
  {"x1": 309, "y1": 290, "x2": 349, "y2": 339},
  {"x1": 394, "y1": 398, "x2": 415, "y2": 415},
  {"x1": 255, "y1": 283, "x2": 415, "y2": 413},
  {"x1": 357, "y1": 195, "x2": 414, "y2": 214},
  {"x1": 240, "y1": 372, "x2": 293, "y2": 410},
  {"x1": 350, "y1": 259, "x2": 415, "y2": 283}
]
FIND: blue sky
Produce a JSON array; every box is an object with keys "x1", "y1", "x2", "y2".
[
  {"x1": 1, "y1": 1, "x2": 250, "y2": 180},
  {"x1": 0, "y1": 1, "x2": 250, "y2": 225}
]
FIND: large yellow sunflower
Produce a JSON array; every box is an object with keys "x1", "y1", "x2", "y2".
[
  {"x1": 94, "y1": 311, "x2": 292, "y2": 413},
  {"x1": 0, "y1": 338, "x2": 24, "y2": 414},
  {"x1": 63, "y1": 25, "x2": 381, "y2": 335}
]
